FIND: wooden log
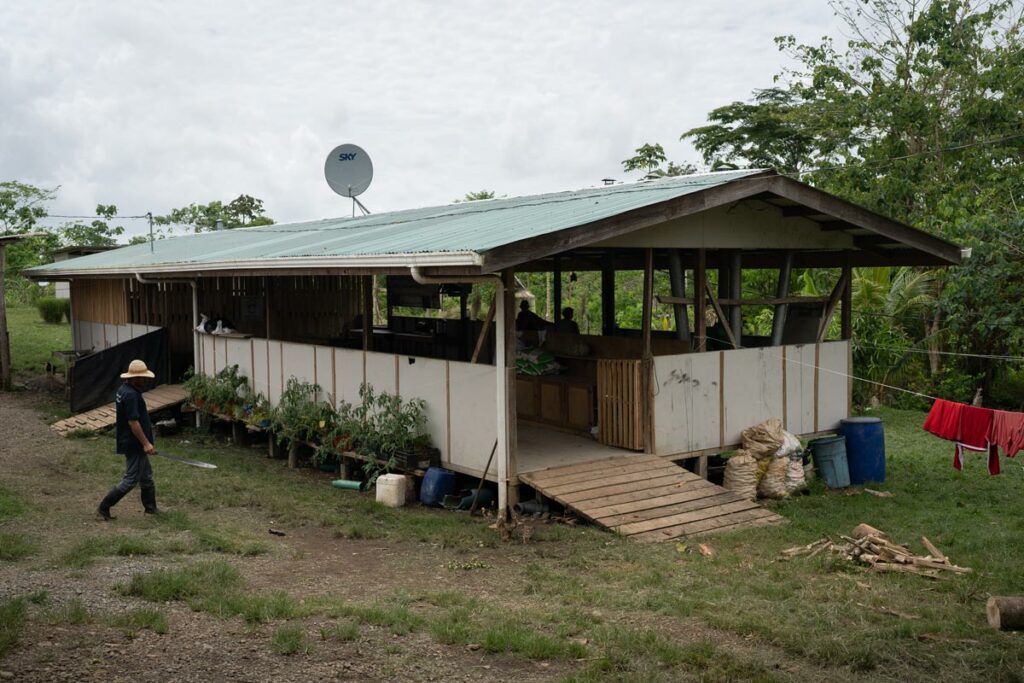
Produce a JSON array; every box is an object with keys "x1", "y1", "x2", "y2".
[
  {"x1": 287, "y1": 442, "x2": 299, "y2": 469},
  {"x1": 987, "y1": 597, "x2": 1024, "y2": 631},
  {"x1": 231, "y1": 421, "x2": 246, "y2": 446},
  {"x1": 852, "y1": 523, "x2": 889, "y2": 540},
  {"x1": 921, "y1": 536, "x2": 947, "y2": 563}
]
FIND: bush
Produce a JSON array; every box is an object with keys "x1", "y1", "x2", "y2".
[{"x1": 36, "y1": 297, "x2": 69, "y2": 324}]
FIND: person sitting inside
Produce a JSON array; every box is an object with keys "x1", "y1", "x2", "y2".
[
  {"x1": 553, "y1": 307, "x2": 580, "y2": 334},
  {"x1": 516, "y1": 300, "x2": 549, "y2": 331}
]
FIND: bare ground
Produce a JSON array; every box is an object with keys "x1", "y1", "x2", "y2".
[{"x1": 0, "y1": 390, "x2": 870, "y2": 682}]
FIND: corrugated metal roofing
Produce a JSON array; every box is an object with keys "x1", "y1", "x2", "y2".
[{"x1": 27, "y1": 169, "x2": 766, "y2": 276}]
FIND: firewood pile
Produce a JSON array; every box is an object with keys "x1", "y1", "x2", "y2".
[{"x1": 781, "y1": 523, "x2": 971, "y2": 578}]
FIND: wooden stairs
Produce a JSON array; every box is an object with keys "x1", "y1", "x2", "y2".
[
  {"x1": 51, "y1": 384, "x2": 188, "y2": 437},
  {"x1": 519, "y1": 455, "x2": 785, "y2": 542}
]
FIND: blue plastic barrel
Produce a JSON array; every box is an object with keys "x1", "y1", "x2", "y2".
[
  {"x1": 839, "y1": 416, "x2": 886, "y2": 485},
  {"x1": 420, "y1": 467, "x2": 456, "y2": 507},
  {"x1": 808, "y1": 436, "x2": 851, "y2": 488}
]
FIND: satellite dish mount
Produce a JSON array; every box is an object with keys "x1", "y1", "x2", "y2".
[{"x1": 324, "y1": 144, "x2": 373, "y2": 216}]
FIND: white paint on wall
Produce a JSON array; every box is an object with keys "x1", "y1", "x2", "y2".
[
  {"x1": 448, "y1": 360, "x2": 497, "y2": 473},
  {"x1": 653, "y1": 351, "x2": 721, "y2": 455},
  {"x1": 397, "y1": 355, "x2": 449, "y2": 461}
]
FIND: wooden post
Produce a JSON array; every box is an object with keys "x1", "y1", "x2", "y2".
[
  {"x1": 641, "y1": 248, "x2": 654, "y2": 453},
  {"x1": 987, "y1": 597, "x2": 1024, "y2": 631},
  {"x1": 817, "y1": 270, "x2": 851, "y2": 342},
  {"x1": 601, "y1": 252, "x2": 616, "y2": 337},
  {"x1": 0, "y1": 245, "x2": 10, "y2": 391},
  {"x1": 470, "y1": 294, "x2": 497, "y2": 363},
  {"x1": 694, "y1": 248, "x2": 707, "y2": 352},
  {"x1": 494, "y1": 272, "x2": 518, "y2": 520},
  {"x1": 728, "y1": 251, "x2": 742, "y2": 343},
  {"x1": 553, "y1": 256, "x2": 562, "y2": 322},
  {"x1": 771, "y1": 251, "x2": 793, "y2": 347},
  {"x1": 361, "y1": 275, "x2": 373, "y2": 351},
  {"x1": 503, "y1": 270, "x2": 518, "y2": 511},
  {"x1": 841, "y1": 255, "x2": 853, "y2": 341}
]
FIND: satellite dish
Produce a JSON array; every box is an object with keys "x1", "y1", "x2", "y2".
[{"x1": 324, "y1": 144, "x2": 373, "y2": 198}]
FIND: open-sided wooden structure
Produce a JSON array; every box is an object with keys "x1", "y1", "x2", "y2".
[{"x1": 27, "y1": 170, "x2": 962, "y2": 530}]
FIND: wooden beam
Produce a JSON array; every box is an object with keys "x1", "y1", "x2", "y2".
[
  {"x1": 470, "y1": 293, "x2": 497, "y2": 363},
  {"x1": 781, "y1": 205, "x2": 827, "y2": 218},
  {"x1": 361, "y1": 275, "x2": 373, "y2": 351},
  {"x1": 479, "y1": 173, "x2": 776, "y2": 271},
  {"x1": 641, "y1": 248, "x2": 653, "y2": 360},
  {"x1": 601, "y1": 252, "x2": 616, "y2": 336},
  {"x1": 765, "y1": 176, "x2": 962, "y2": 264},
  {"x1": 841, "y1": 255, "x2": 852, "y2": 341},
  {"x1": 0, "y1": 245, "x2": 10, "y2": 391},
  {"x1": 656, "y1": 295, "x2": 830, "y2": 306},
  {"x1": 694, "y1": 249, "x2": 707, "y2": 352},
  {"x1": 704, "y1": 279, "x2": 738, "y2": 349},
  {"x1": 817, "y1": 270, "x2": 851, "y2": 342},
  {"x1": 553, "y1": 255, "x2": 562, "y2": 319}
]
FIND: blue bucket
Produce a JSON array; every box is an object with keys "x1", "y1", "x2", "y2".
[
  {"x1": 420, "y1": 467, "x2": 456, "y2": 507},
  {"x1": 839, "y1": 417, "x2": 886, "y2": 485},
  {"x1": 808, "y1": 435, "x2": 850, "y2": 488}
]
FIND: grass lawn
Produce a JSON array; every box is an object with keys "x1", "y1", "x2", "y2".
[
  {"x1": 3, "y1": 304, "x2": 1024, "y2": 680},
  {"x1": 5, "y1": 303, "x2": 71, "y2": 381}
]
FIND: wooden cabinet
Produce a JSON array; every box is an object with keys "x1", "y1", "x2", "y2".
[{"x1": 516, "y1": 375, "x2": 595, "y2": 434}]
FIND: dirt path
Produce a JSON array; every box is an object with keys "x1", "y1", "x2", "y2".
[{"x1": 0, "y1": 390, "x2": 858, "y2": 682}]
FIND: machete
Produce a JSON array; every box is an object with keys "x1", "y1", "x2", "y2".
[{"x1": 152, "y1": 450, "x2": 218, "y2": 469}]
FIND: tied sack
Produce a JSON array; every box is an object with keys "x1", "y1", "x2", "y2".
[
  {"x1": 742, "y1": 419, "x2": 784, "y2": 460},
  {"x1": 758, "y1": 456, "x2": 790, "y2": 499},
  {"x1": 723, "y1": 450, "x2": 758, "y2": 501}
]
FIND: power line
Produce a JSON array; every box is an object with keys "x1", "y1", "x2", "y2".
[
  {"x1": 853, "y1": 341, "x2": 1024, "y2": 362},
  {"x1": 38, "y1": 214, "x2": 150, "y2": 220},
  {"x1": 790, "y1": 132, "x2": 1024, "y2": 176}
]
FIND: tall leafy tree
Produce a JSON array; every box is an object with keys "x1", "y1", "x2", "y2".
[
  {"x1": 621, "y1": 143, "x2": 696, "y2": 178},
  {"x1": 58, "y1": 204, "x2": 124, "y2": 247},
  {"x1": 155, "y1": 194, "x2": 274, "y2": 232}
]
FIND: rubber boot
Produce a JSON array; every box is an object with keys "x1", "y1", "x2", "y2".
[
  {"x1": 97, "y1": 487, "x2": 127, "y2": 521},
  {"x1": 141, "y1": 485, "x2": 159, "y2": 515}
]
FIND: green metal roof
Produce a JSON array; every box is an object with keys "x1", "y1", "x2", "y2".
[{"x1": 27, "y1": 169, "x2": 767, "y2": 277}]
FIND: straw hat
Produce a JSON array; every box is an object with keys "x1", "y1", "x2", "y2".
[{"x1": 120, "y1": 359, "x2": 155, "y2": 379}]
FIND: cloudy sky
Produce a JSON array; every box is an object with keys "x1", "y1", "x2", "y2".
[{"x1": 2, "y1": 1, "x2": 839, "y2": 238}]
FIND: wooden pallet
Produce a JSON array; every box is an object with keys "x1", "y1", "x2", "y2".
[
  {"x1": 519, "y1": 454, "x2": 785, "y2": 542},
  {"x1": 51, "y1": 384, "x2": 188, "y2": 437}
]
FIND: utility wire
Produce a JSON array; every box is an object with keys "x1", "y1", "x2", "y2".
[
  {"x1": 790, "y1": 132, "x2": 1024, "y2": 176},
  {"x1": 38, "y1": 214, "x2": 150, "y2": 220},
  {"x1": 852, "y1": 341, "x2": 1024, "y2": 363}
]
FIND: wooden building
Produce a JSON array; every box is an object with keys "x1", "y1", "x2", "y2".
[{"x1": 27, "y1": 170, "x2": 963, "y2": 522}]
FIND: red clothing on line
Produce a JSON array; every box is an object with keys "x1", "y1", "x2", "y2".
[
  {"x1": 957, "y1": 405, "x2": 996, "y2": 474},
  {"x1": 991, "y1": 410, "x2": 1024, "y2": 458},
  {"x1": 923, "y1": 399, "x2": 962, "y2": 441}
]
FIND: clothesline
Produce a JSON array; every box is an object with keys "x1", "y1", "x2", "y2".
[{"x1": 852, "y1": 341, "x2": 1024, "y2": 363}]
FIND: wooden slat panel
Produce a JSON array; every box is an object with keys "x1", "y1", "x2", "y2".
[
  {"x1": 588, "y1": 483, "x2": 729, "y2": 521},
  {"x1": 51, "y1": 384, "x2": 187, "y2": 436},
  {"x1": 556, "y1": 473, "x2": 691, "y2": 505},
  {"x1": 539, "y1": 464, "x2": 685, "y2": 497},
  {"x1": 632, "y1": 507, "x2": 781, "y2": 543},
  {"x1": 524, "y1": 456, "x2": 664, "y2": 487},
  {"x1": 618, "y1": 499, "x2": 764, "y2": 537},
  {"x1": 581, "y1": 479, "x2": 718, "y2": 515},
  {"x1": 521, "y1": 455, "x2": 658, "y2": 483},
  {"x1": 605, "y1": 492, "x2": 747, "y2": 528}
]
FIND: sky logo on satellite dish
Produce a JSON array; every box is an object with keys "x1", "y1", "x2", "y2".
[{"x1": 324, "y1": 144, "x2": 373, "y2": 198}]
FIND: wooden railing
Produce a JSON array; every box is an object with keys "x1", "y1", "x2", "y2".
[{"x1": 597, "y1": 359, "x2": 645, "y2": 451}]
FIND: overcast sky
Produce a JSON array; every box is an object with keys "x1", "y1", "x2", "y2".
[{"x1": 2, "y1": 1, "x2": 839, "y2": 238}]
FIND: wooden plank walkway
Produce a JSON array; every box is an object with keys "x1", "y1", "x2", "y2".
[
  {"x1": 51, "y1": 384, "x2": 187, "y2": 437},
  {"x1": 519, "y1": 454, "x2": 785, "y2": 542}
]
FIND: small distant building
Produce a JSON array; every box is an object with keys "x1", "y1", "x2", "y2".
[{"x1": 50, "y1": 246, "x2": 117, "y2": 298}]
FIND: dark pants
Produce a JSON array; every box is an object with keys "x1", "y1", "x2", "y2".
[{"x1": 116, "y1": 451, "x2": 154, "y2": 494}]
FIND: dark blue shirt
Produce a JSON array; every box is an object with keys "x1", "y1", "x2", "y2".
[{"x1": 115, "y1": 382, "x2": 153, "y2": 455}]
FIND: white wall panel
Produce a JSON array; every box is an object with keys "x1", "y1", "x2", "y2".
[
  {"x1": 281, "y1": 341, "x2": 316, "y2": 387},
  {"x1": 268, "y1": 341, "x2": 283, "y2": 404},
  {"x1": 723, "y1": 347, "x2": 784, "y2": 446},
  {"x1": 818, "y1": 341, "x2": 850, "y2": 431},
  {"x1": 653, "y1": 351, "x2": 721, "y2": 455},
  {"x1": 447, "y1": 361, "x2": 497, "y2": 473},
  {"x1": 225, "y1": 338, "x2": 253, "y2": 388},
  {"x1": 251, "y1": 339, "x2": 270, "y2": 400},
  {"x1": 784, "y1": 344, "x2": 816, "y2": 435},
  {"x1": 333, "y1": 348, "x2": 364, "y2": 406},
  {"x1": 365, "y1": 351, "x2": 397, "y2": 395},
  {"x1": 314, "y1": 346, "x2": 335, "y2": 405},
  {"x1": 398, "y1": 356, "x2": 449, "y2": 461},
  {"x1": 200, "y1": 335, "x2": 216, "y2": 376}
]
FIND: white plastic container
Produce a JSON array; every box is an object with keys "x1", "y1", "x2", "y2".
[{"x1": 376, "y1": 474, "x2": 408, "y2": 508}]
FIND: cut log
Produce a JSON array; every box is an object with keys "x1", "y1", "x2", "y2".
[
  {"x1": 987, "y1": 597, "x2": 1024, "y2": 631},
  {"x1": 921, "y1": 536, "x2": 946, "y2": 563},
  {"x1": 853, "y1": 523, "x2": 889, "y2": 540}
]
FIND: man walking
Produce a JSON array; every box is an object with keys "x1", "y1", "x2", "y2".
[{"x1": 97, "y1": 359, "x2": 159, "y2": 520}]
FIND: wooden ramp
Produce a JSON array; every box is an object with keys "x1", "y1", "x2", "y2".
[
  {"x1": 51, "y1": 384, "x2": 188, "y2": 437},
  {"x1": 519, "y1": 455, "x2": 784, "y2": 542}
]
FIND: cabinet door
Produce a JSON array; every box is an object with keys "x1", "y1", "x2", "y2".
[
  {"x1": 567, "y1": 384, "x2": 593, "y2": 430},
  {"x1": 516, "y1": 378, "x2": 537, "y2": 418},
  {"x1": 540, "y1": 380, "x2": 564, "y2": 423}
]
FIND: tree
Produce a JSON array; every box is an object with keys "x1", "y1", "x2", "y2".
[
  {"x1": 0, "y1": 181, "x2": 58, "y2": 289},
  {"x1": 58, "y1": 204, "x2": 124, "y2": 247},
  {"x1": 622, "y1": 143, "x2": 696, "y2": 178},
  {"x1": 155, "y1": 194, "x2": 274, "y2": 232},
  {"x1": 455, "y1": 190, "x2": 497, "y2": 202}
]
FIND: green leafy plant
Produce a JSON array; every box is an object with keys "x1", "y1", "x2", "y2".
[
  {"x1": 183, "y1": 365, "x2": 252, "y2": 416},
  {"x1": 350, "y1": 383, "x2": 429, "y2": 485},
  {"x1": 35, "y1": 297, "x2": 69, "y2": 324},
  {"x1": 269, "y1": 378, "x2": 336, "y2": 446}
]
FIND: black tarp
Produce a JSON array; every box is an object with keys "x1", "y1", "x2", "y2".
[{"x1": 70, "y1": 328, "x2": 170, "y2": 413}]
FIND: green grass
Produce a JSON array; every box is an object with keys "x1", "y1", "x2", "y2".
[
  {"x1": 0, "y1": 597, "x2": 27, "y2": 659},
  {"x1": 271, "y1": 623, "x2": 311, "y2": 655},
  {"x1": 5, "y1": 304, "x2": 70, "y2": 380},
  {"x1": 0, "y1": 484, "x2": 28, "y2": 522},
  {"x1": 109, "y1": 607, "x2": 169, "y2": 635},
  {"x1": 319, "y1": 620, "x2": 359, "y2": 642},
  {"x1": 44, "y1": 598, "x2": 91, "y2": 625},
  {"x1": 0, "y1": 532, "x2": 37, "y2": 561}
]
